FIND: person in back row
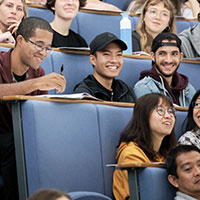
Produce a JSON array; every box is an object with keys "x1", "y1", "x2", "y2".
[
  {"x1": 0, "y1": 17, "x2": 66, "y2": 200},
  {"x1": 0, "y1": 0, "x2": 27, "y2": 44},
  {"x1": 73, "y1": 32, "x2": 135, "y2": 102},
  {"x1": 179, "y1": 23, "x2": 200, "y2": 58},
  {"x1": 131, "y1": 0, "x2": 176, "y2": 53},
  {"x1": 133, "y1": 32, "x2": 196, "y2": 107},
  {"x1": 46, "y1": 0, "x2": 88, "y2": 48},
  {"x1": 166, "y1": 145, "x2": 200, "y2": 200}
]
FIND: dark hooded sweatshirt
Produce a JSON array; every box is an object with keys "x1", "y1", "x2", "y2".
[{"x1": 139, "y1": 64, "x2": 189, "y2": 105}]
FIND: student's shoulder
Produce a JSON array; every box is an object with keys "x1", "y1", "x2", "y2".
[{"x1": 69, "y1": 29, "x2": 88, "y2": 47}]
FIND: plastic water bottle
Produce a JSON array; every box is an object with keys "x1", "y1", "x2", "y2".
[{"x1": 120, "y1": 11, "x2": 132, "y2": 54}]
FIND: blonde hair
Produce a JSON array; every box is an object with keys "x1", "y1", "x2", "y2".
[
  {"x1": 136, "y1": 0, "x2": 176, "y2": 53},
  {"x1": 0, "y1": 0, "x2": 27, "y2": 18}
]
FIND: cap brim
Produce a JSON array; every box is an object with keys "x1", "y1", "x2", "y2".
[{"x1": 91, "y1": 38, "x2": 127, "y2": 54}]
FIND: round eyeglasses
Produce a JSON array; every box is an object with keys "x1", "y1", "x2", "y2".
[{"x1": 155, "y1": 106, "x2": 176, "y2": 117}]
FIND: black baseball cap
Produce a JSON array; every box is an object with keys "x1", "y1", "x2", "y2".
[
  {"x1": 151, "y1": 32, "x2": 182, "y2": 53},
  {"x1": 90, "y1": 32, "x2": 127, "y2": 54}
]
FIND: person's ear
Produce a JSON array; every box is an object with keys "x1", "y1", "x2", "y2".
[
  {"x1": 16, "y1": 35, "x2": 24, "y2": 47},
  {"x1": 168, "y1": 175, "x2": 179, "y2": 188},
  {"x1": 150, "y1": 52, "x2": 155, "y2": 62},
  {"x1": 180, "y1": 52, "x2": 183, "y2": 61},
  {"x1": 89, "y1": 54, "x2": 96, "y2": 66}
]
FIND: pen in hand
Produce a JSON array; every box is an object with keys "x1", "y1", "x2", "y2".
[{"x1": 60, "y1": 64, "x2": 64, "y2": 75}]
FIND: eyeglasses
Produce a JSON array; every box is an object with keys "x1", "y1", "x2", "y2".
[
  {"x1": 147, "y1": 8, "x2": 170, "y2": 20},
  {"x1": 27, "y1": 39, "x2": 54, "y2": 55},
  {"x1": 155, "y1": 106, "x2": 176, "y2": 117}
]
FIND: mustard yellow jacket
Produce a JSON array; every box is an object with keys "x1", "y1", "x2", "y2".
[{"x1": 112, "y1": 142, "x2": 164, "y2": 200}]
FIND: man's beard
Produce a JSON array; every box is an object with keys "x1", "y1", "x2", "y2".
[{"x1": 154, "y1": 61, "x2": 180, "y2": 78}]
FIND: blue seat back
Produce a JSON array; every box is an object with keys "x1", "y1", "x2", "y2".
[
  {"x1": 27, "y1": 6, "x2": 54, "y2": 23},
  {"x1": 21, "y1": 101, "x2": 104, "y2": 196},
  {"x1": 50, "y1": 51, "x2": 92, "y2": 94},
  {"x1": 175, "y1": 110, "x2": 187, "y2": 140},
  {"x1": 119, "y1": 57, "x2": 151, "y2": 88},
  {"x1": 138, "y1": 167, "x2": 176, "y2": 200},
  {"x1": 179, "y1": 61, "x2": 200, "y2": 91},
  {"x1": 176, "y1": 19, "x2": 191, "y2": 33},
  {"x1": 96, "y1": 104, "x2": 133, "y2": 197},
  {"x1": 77, "y1": 12, "x2": 121, "y2": 44}
]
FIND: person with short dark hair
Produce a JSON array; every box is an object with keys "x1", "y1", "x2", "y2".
[
  {"x1": 166, "y1": 144, "x2": 200, "y2": 200},
  {"x1": 113, "y1": 93, "x2": 177, "y2": 200},
  {"x1": 28, "y1": 189, "x2": 72, "y2": 200},
  {"x1": 0, "y1": 17, "x2": 66, "y2": 200},
  {"x1": 73, "y1": 32, "x2": 135, "y2": 102},
  {"x1": 134, "y1": 32, "x2": 196, "y2": 107},
  {"x1": 46, "y1": 0, "x2": 88, "y2": 48}
]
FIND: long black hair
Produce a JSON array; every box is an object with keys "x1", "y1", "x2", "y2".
[
  {"x1": 182, "y1": 90, "x2": 200, "y2": 133},
  {"x1": 118, "y1": 93, "x2": 176, "y2": 161}
]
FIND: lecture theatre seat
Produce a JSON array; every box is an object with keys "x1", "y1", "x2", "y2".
[
  {"x1": 77, "y1": 12, "x2": 122, "y2": 45},
  {"x1": 50, "y1": 51, "x2": 93, "y2": 94},
  {"x1": 138, "y1": 167, "x2": 176, "y2": 200},
  {"x1": 11, "y1": 97, "x2": 187, "y2": 200}
]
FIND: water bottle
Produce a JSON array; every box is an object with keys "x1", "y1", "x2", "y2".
[{"x1": 120, "y1": 11, "x2": 132, "y2": 54}]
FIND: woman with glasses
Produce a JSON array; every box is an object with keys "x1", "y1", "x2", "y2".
[
  {"x1": 113, "y1": 93, "x2": 176, "y2": 200},
  {"x1": 178, "y1": 90, "x2": 200, "y2": 148},
  {"x1": 46, "y1": 0, "x2": 88, "y2": 48},
  {"x1": 131, "y1": 0, "x2": 176, "y2": 54},
  {"x1": 0, "y1": 0, "x2": 27, "y2": 44},
  {"x1": 127, "y1": 0, "x2": 199, "y2": 18}
]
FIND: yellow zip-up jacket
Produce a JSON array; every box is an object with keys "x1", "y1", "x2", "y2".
[{"x1": 112, "y1": 142, "x2": 164, "y2": 200}]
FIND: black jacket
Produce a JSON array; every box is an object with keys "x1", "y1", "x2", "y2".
[
  {"x1": 73, "y1": 75, "x2": 135, "y2": 103},
  {"x1": 132, "y1": 30, "x2": 141, "y2": 52}
]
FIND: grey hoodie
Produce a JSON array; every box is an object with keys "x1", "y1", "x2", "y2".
[{"x1": 179, "y1": 23, "x2": 200, "y2": 58}]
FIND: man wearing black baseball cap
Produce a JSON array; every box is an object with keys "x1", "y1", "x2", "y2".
[
  {"x1": 134, "y1": 32, "x2": 195, "y2": 107},
  {"x1": 73, "y1": 32, "x2": 135, "y2": 102}
]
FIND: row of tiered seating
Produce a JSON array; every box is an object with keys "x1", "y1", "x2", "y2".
[
  {"x1": 0, "y1": 45, "x2": 199, "y2": 95},
  {"x1": 1, "y1": 3, "x2": 200, "y2": 199},
  {"x1": 9, "y1": 97, "x2": 187, "y2": 200},
  {"x1": 27, "y1": 5, "x2": 199, "y2": 44}
]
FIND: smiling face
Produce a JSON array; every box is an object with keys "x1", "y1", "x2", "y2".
[
  {"x1": 171, "y1": 151, "x2": 200, "y2": 199},
  {"x1": 90, "y1": 42, "x2": 123, "y2": 82},
  {"x1": 149, "y1": 99, "x2": 175, "y2": 140},
  {"x1": 193, "y1": 95, "x2": 200, "y2": 128},
  {"x1": 19, "y1": 28, "x2": 53, "y2": 71},
  {"x1": 53, "y1": 0, "x2": 79, "y2": 21},
  {"x1": 0, "y1": 0, "x2": 25, "y2": 31},
  {"x1": 151, "y1": 40, "x2": 183, "y2": 78},
  {"x1": 144, "y1": 2, "x2": 170, "y2": 38}
]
